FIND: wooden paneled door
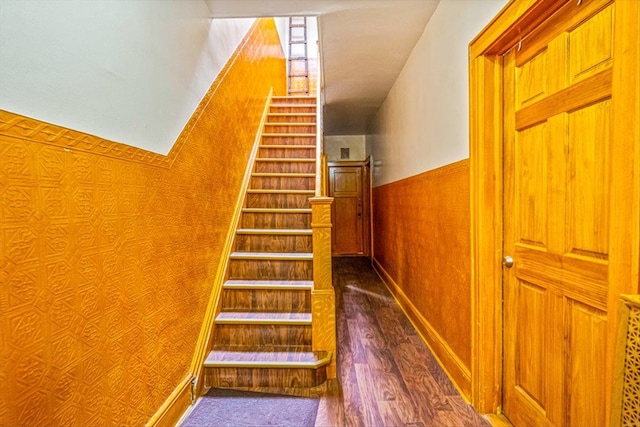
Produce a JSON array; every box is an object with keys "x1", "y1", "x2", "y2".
[
  {"x1": 328, "y1": 159, "x2": 370, "y2": 256},
  {"x1": 502, "y1": 1, "x2": 623, "y2": 425}
]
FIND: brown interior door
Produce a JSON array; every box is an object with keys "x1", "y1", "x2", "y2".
[
  {"x1": 503, "y1": 1, "x2": 615, "y2": 425},
  {"x1": 329, "y1": 164, "x2": 366, "y2": 256}
]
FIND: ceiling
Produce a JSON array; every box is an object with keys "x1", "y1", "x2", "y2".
[{"x1": 205, "y1": 0, "x2": 440, "y2": 135}]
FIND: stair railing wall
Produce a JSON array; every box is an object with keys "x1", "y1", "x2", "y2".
[{"x1": 309, "y1": 41, "x2": 337, "y2": 378}]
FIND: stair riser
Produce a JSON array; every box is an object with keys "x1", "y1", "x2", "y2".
[
  {"x1": 214, "y1": 324, "x2": 312, "y2": 347},
  {"x1": 258, "y1": 147, "x2": 315, "y2": 159},
  {"x1": 228, "y1": 259, "x2": 312, "y2": 281},
  {"x1": 270, "y1": 106, "x2": 315, "y2": 114},
  {"x1": 241, "y1": 212, "x2": 311, "y2": 228},
  {"x1": 245, "y1": 193, "x2": 312, "y2": 209},
  {"x1": 271, "y1": 98, "x2": 316, "y2": 106},
  {"x1": 264, "y1": 124, "x2": 316, "y2": 134},
  {"x1": 267, "y1": 116, "x2": 315, "y2": 124},
  {"x1": 261, "y1": 136, "x2": 317, "y2": 146},
  {"x1": 254, "y1": 162, "x2": 315, "y2": 174},
  {"x1": 221, "y1": 289, "x2": 311, "y2": 312},
  {"x1": 251, "y1": 176, "x2": 315, "y2": 190},
  {"x1": 204, "y1": 366, "x2": 326, "y2": 388},
  {"x1": 235, "y1": 234, "x2": 312, "y2": 253}
]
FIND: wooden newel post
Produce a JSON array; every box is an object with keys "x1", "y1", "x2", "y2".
[{"x1": 309, "y1": 196, "x2": 336, "y2": 378}]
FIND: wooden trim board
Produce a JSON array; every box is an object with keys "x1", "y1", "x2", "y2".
[{"x1": 146, "y1": 375, "x2": 193, "y2": 427}]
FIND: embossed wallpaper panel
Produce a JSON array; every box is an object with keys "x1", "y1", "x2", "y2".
[
  {"x1": 372, "y1": 160, "x2": 472, "y2": 369},
  {"x1": 0, "y1": 18, "x2": 285, "y2": 426}
]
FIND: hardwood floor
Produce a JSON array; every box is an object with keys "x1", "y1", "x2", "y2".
[{"x1": 316, "y1": 257, "x2": 490, "y2": 427}]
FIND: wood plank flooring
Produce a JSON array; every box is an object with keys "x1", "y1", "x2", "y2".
[
  {"x1": 315, "y1": 257, "x2": 490, "y2": 427},
  {"x1": 202, "y1": 257, "x2": 491, "y2": 426}
]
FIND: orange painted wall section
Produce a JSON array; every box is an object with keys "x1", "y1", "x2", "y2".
[
  {"x1": 372, "y1": 160, "x2": 472, "y2": 369},
  {"x1": 0, "y1": 18, "x2": 285, "y2": 426}
]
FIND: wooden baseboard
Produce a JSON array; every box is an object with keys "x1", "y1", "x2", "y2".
[
  {"x1": 372, "y1": 257, "x2": 472, "y2": 400},
  {"x1": 484, "y1": 413, "x2": 513, "y2": 426},
  {"x1": 146, "y1": 375, "x2": 193, "y2": 427}
]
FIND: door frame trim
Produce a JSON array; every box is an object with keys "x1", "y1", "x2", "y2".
[
  {"x1": 469, "y1": 0, "x2": 640, "y2": 417},
  {"x1": 469, "y1": 1, "x2": 569, "y2": 412}
]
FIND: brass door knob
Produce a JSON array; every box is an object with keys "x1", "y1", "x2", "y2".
[{"x1": 503, "y1": 256, "x2": 514, "y2": 268}]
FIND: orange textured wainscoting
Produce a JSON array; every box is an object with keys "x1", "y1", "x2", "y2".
[
  {"x1": 372, "y1": 159, "x2": 473, "y2": 398},
  {"x1": 0, "y1": 18, "x2": 285, "y2": 427}
]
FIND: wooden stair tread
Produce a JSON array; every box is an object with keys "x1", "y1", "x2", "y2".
[
  {"x1": 260, "y1": 145, "x2": 316, "y2": 148},
  {"x1": 272, "y1": 96, "x2": 317, "y2": 100},
  {"x1": 252, "y1": 173, "x2": 315, "y2": 177},
  {"x1": 270, "y1": 104, "x2": 316, "y2": 108},
  {"x1": 236, "y1": 228, "x2": 312, "y2": 235},
  {"x1": 255, "y1": 158, "x2": 315, "y2": 162},
  {"x1": 223, "y1": 279, "x2": 313, "y2": 290},
  {"x1": 267, "y1": 113, "x2": 316, "y2": 116},
  {"x1": 215, "y1": 311, "x2": 312, "y2": 325},
  {"x1": 229, "y1": 252, "x2": 313, "y2": 260},
  {"x1": 242, "y1": 208, "x2": 312, "y2": 213},
  {"x1": 262, "y1": 133, "x2": 316, "y2": 137},
  {"x1": 247, "y1": 189, "x2": 314, "y2": 194},
  {"x1": 204, "y1": 350, "x2": 331, "y2": 368},
  {"x1": 265, "y1": 123, "x2": 317, "y2": 126}
]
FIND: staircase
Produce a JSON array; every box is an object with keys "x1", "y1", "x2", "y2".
[{"x1": 203, "y1": 95, "x2": 332, "y2": 389}]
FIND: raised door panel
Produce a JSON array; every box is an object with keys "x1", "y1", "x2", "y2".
[
  {"x1": 566, "y1": 100, "x2": 610, "y2": 260},
  {"x1": 332, "y1": 169, "x2": 359, "y2": 195},
  {"x1": 568, "y1": 4, "x2": 614, "y2": 83},
  {"x1": 565, "y1": 300, "x2": 608, "y2": 426},
  {"x1": 333, "y1": 197, "x2": 361, "y2": 254},
  {"x1": 515, "y1": 123, "x2": 548, "y2": 248},
  {"x1": 514, "y1": 280, "x2": 547, "y2": 408},
  {"x1": 516, "y1": 50, "x2": 547, "y2": 108}
]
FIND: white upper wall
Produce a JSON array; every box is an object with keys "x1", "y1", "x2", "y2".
[
  {"x1": 275, "y1": 18, "x2": 289, "y2": 58},
  {"x1": 279, "y1": 17, "x2": 319, "y2": 59},
  {"x1": 0, "y1": 1, "x2": 255, "y2": 155},
  {"x1": 325, "y1": 135, "x2": 367, "y2": 161},
  {"x1": 369, "y1": 0, "x2": 507, "y2": 186}
]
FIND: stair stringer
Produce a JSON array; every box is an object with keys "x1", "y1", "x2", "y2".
[{"x1": 187, "y1": 89, "x2": 274, "y2": 398}]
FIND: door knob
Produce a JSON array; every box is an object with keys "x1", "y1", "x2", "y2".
[{"x1": 503, "y1": 256, "x2": 514, "y2": 268}]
